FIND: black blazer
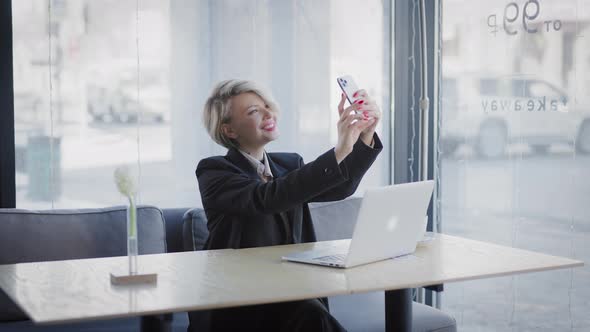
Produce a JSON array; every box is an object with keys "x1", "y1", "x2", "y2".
[{"x1": 196, "y1": 134, "x2": 383, "y2": 250}]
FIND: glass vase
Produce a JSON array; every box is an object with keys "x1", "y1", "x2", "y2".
[{"x1": 127, "y1": 196, "x2": 138, "y2": 275}]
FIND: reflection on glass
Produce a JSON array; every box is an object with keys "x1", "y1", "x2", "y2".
[{"x1": 439, "y1": 0, "x2": 590, "y2": 330}]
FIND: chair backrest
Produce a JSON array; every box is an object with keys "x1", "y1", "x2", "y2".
[
  {"x1": 162, "y1": 207, "x2": 192, "y2": 253},
  {"x1": 182, "y1": 208, "x2": 209, "y2": 251},
  {"x1": 0, "y1": 205, "x2": 167, "y2": 322}
]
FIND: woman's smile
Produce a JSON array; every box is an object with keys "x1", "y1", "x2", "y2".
[{"x1": 261, "y1": 120, "x2": 276, "y2": 132}]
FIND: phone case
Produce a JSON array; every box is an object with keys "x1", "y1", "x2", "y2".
[{"x1": 337, "y1": 75, "x2": 360, "y2": 105}]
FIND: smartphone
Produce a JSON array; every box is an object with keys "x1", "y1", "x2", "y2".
[{"x1": 337, "y1": 75, "x2": 360, "y2": 105}]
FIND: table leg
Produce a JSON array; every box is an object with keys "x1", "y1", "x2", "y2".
[
  {"x1": 140, "y1": 314, "x2": 172, "y2": 332},
  {"x1": 385, "y1": 288, "x2": 412, "y2": 332}
]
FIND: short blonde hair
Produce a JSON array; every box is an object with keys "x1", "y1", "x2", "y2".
[{"x1": 202, "y1": 79, "x2": 279, "y2": 149}]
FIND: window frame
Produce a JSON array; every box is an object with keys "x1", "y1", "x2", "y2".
[{"x1": 0, "y1": 0, "x2": 16, "y2": 209}]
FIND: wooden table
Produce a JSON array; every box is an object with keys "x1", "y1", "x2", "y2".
[{"x1": 0, "y1": 234, "x2": 583, "y2": 331}]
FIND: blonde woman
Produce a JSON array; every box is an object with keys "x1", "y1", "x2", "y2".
[{"x1": 191, "y1": 79, "x2": 382, "y2": 331}]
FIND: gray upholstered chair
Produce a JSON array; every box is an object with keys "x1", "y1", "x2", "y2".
[
  {"x1": 182, "y1": 198, "x2": 457, "y2": 332},
  {"x1": 0, "y1": 206, "x2": 169, "y2": 332}
]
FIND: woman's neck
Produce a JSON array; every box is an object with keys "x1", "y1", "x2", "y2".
[{"x1": 238, "y1": 145, "x2": 265, "y2": 160}]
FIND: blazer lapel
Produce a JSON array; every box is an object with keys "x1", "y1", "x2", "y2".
[
  {"x1": 267, "y1": 153, "x2": 289, "y2": 178},
  {"x1": 226, "y1": 148, "x2": 260, "y2": 180},
  {"x1": 227, "y1": 148, "x2": 292, "y2": 181},
  {"x1": 267, "y1": 153, "x2": 299, "y2": 243}
]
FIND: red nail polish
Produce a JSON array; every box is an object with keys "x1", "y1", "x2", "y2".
[
  {"x1": 353, "y1": 91, "x2": 358, "y2": 97},
  {"x1": 359, "y1": 100, "x2": 365, "y2": 104},
  {"x1": 363, "y1": 111, "x2": 369, "y2": 116}
]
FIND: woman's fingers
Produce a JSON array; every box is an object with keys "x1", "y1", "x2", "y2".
[
  {"x1": 337, "y1": 88, "x2": 378, "y2": 142},
  {"x1": 339, "y1": 114, "x2": 366, "y2": 134},
  {"x1": 338, "y1": 93, "x2": 346, "y2": 116},
  {"x1": 353, "y1": 99, "x2": 381, "y2": 120},
  {"x1": 341, "y1": 108, "x2": 366, "y2": 123},
  {"x1": 344, "y1": 117, "x2": 374, "y2": 134},
  {"x1": 345, "y1": 104, "x2": 361, "y2": 114},
  {"x1": 338, "y1": 89, "x2": 373, "y2": 117},
  {"x1": 351, "y1": 96, "x2": 374, "y2": 111},
  {"x1": 352, "y1": 89, "x2": 368, "y2": 100},
  {"x1": 348, "y1": 116, "x2": 374, "y2": 128},
  {"x1": 339, "y1": 104, "x2": 360, "y2": 122},
  {"x1": 360, "y1": 108, "x2": 381, "y2": 120}
]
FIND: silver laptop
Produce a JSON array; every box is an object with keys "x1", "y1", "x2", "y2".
[{"x1": 282, "y1": 180, "x2": 434, "y2": 268}]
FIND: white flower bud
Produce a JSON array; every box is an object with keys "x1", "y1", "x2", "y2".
[{"x1": 114, "y1": 166, "x2": 136, "y2": 197}]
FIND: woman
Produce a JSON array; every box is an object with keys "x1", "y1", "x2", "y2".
[{"x1": 191, "y1": 79, "x2": 382, "y2": 331}]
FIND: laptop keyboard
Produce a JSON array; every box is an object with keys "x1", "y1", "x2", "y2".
[{"x1": 313, "y1": 253, "x2": 347, "y2": 264}]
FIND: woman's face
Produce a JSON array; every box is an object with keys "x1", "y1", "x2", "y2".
[{"x1": 223, "y1": 92, "x2": 279, "y2": 149}]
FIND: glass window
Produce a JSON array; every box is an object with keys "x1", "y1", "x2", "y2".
[
  {"x1": 439, "y1": 0, "x2": 590, "y2": 330},
  {"x1": 12, "y1": 0, "x2": 391, "y2": 209}
]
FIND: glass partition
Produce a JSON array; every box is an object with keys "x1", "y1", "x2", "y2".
[{"x1": 439, "y1": 0, "x2": 590, "y2": 330}]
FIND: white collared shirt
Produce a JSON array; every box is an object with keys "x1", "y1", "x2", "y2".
[{"x1": 239, "y1": 150, "x2": 274, "y2": 180}]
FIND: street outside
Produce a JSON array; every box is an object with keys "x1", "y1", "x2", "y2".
[{"x1": 16, "y1": 121, "x2": 199, "y2": 210}]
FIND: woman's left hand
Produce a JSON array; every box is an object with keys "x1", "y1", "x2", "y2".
[{"x1": 350, "y1": 89, "x2": 381, "y2": 146}]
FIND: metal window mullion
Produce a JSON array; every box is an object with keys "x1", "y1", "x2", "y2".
[{"x1": 0, "y1": 0, "x2": 16, "y2": 209}]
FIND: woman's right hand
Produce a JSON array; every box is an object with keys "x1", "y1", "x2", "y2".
[{"x1": 334, "y1": 93, "x2": 375, "y2": 163}]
